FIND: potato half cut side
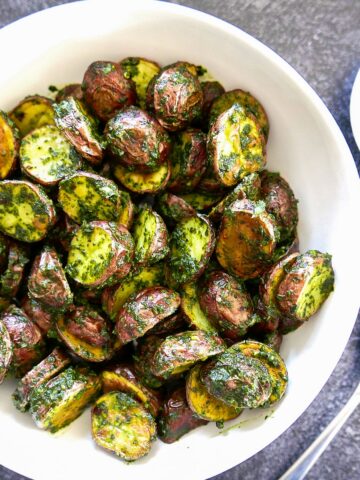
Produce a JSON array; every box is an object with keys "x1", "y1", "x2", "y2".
[
  {"x1": 92, "y1": 391, "x2": 156, "y2": 461},
  {"x1": 120, "y1": 57, "x2": 160, "y2": 109},
  {"x1": 180, "y1": 192, "x2": 223, "y2": 211},
  {"x1": 112, "y1": 159, "x2": 170, "y2": 194},
  {"x1": 0, "y1": 180, "x2": 56, "y2": 242},
  {"x1": 186, "y1": 364, "x2": 241, "y2": 422},
  {"x1": 0, "y1": 111, "x2": 19, "y2": 179},
  {"x1": 9, "y1": 95, "x2": 55, "y2": 137},
  {"x1": 180, "y1": 282, "x2": 217, "y2": 333},
  {"x1": 30, "y1": 366, "x2": 101, "y2": 433}
]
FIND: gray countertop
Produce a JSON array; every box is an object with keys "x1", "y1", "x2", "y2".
[{"x1": 0, "y1": 1, "x2": 359, "y2": 479}]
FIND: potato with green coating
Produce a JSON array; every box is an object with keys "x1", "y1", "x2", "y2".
[
  {"x1": 9, "y1": 95, "x2": 55, "y2": 137},
  {"x1": 112, "y1": 159, "x2": 170, "y2": 194},
  {"x1": 151, "y1": 63, "x2": 203, "y2": 131},
  {"x1": 133, "y1": 335, "x2": 166, "y2": 389},
  {"x1": 115, "y1": 286, "x2": 181, "y2": 345},
  {"x1": 21, "y1": 296, "x2": 55, "y2": 335},
  {"x1": 168, "y1": 128, "x2": 207, "y2": 193},
  {"x1": 120, "y1": 57, "x2": 160, "y2": 109},
  {"x1": 276, "y1": 250, "x2": 334, "y2": 321},
  {"x1": 151, "y1": 330, "x2": 225, "y2": 379},
  {"x1": 105, "y1": 106, "x2": 171, "y2": 172},
  {"x1": 158, "y1": 386, "x2": 208, "y2": 443},
  {"x1": 156, "y1": 192, "x2": 196, "y2": 225},
  {"x1": 0, "y1": 318, "x2": 12, "y2": 383},
  {"x1": 55, "y1": 84, "x2": 83, "y2": 103},
  {"x1": 200, "y1": 80, "x2": 225, "y2": 124},
  {"x1": 66, "y1": 221, "x2": 134, "y2": 288},
  {"x1": 0, "y1": 111, "x2": 19, "y2": 179},
  {"x1": 148, "y1": 311, "x2": 187, "y2": 336},
  {"x1": 0, "y1": 241, "x2": 30, "y2": 299},
  {"x1": 82, "y1": 61, "x2": 136, "y2": 122},
  {"x1": 180, "y1": 191, "x2": 224, "y2": 211},
  {"x1": 181, "y1": 282, "x2": 217, "y2": 333}
]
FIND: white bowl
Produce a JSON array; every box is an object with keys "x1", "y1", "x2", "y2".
[{"x1": 0, "y1": 1, "x2": 359, "y2": 479}]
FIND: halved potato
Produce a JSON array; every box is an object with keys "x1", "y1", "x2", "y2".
[
  {"x1": 133, "y1": 207, "x2": 169, "y2": 266},
  {"x1": 0, "y1": 111, "x2": 19, "y2": 179},
  {"x1": 115, "y1": 287, "x2": 181, "y2": 344},
  {"x1": 30, "y1": 366, "x2": 101, "y2": 433},
  {"x1": 20, "y1": 125, "x2": 81, "y2": 186},
  {"x1": 0, "y1": 318, "x2": 13, "y2": 383},
  {"x1": 158, "y1": 386, "x2": 207, "y2": 444},
  {"x1": 200, "y1": 80, "x2": 225, "y2": 125},
  {"x1": 21, "y1": 295, "x2": 56, "y2": 335},
  {"x1": 54, "y1": 97, "x2": 104, "y2": 165},
  {"x1": 165, "y1": 214, "x2": 215, "y2": 287},
  {"x1": 186, "y1": 364, "x2": 240, "y2": 422},
  {"x1": 216, "y1": 199, "x2": 277, "y2": 279},
  {"x1": 156, "y1": 192, "x2": 196, "y2": 225},
  {"x1": 151, "y1": 330, "x2": 225, "y2": 379},
  {"x1": 55, "y1": 84, "x2": 83, "y2": 103},
  {"x1": 180, "y1": 282, "x2": 217, "y2": 333},
  {"x1": 92, "y1": 391, "x2": 156, "y2": 461},
  {"x1": 149, "y1": 312, "x2": 187, "y2": 336},
  {"x1": 133, "y1": 335, "x2": 166, "y2": 389},
  {"x1": 101, "y1": 363, "x2": 161, "y2": 417},
  {"x1": 276, "y1": 250, "x2": 334, "y2": 321},
  {"x1": 179, "y1": 192, "x2": 223, "y2": 211},
  {"x1": 259, "y1": 330, "x2": 283, "y2": 353},
  {"x1": 0, "y1": 180, "x2": 56, "y2": 242},
  {"x1": 66, "y1": 221, "x2": 134, "y2": 288},
  {"x1": 0, "y1": 241, "x2": 30, "y2": 298},
  {"x1": 112, "y1": 159, "x2": 170, "y2": 194},
  {"x1": 120, "y1": 57, "x2": 160, "y2": 109},
  {"x1": 28, "y1": 246, "x2": 73, "y2": 310},
  {"x1": 12, "y1": 347, "x2": 70, "y2": 412},
  {"x1": 9, "y1": 95, "x2": 55, "y2": 137},
  {"x1": 207, "y1": 103, "x2": 266, "y2": 187}
]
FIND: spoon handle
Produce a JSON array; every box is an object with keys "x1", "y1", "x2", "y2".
[{"x1": 279, "y1": 382, "x2": 360, "y2": 480}]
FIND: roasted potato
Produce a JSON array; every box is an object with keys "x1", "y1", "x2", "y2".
[
  {"x1": 180, "y1": 191, "x2": 224, "y2": 211},
  {"x1": 200, "y1": 81, "x2": 226, "y2": 125},
  {"x1": 55, "y1": 84, "x2": 83, "y2": 103},
  {"x1": 156, "y1": 192, "x2": 196, "y2": 225},
  {"x1": 20, "y1": 125, "x2": 81, "y2": 186},
  {"x1": 149, "y1": 312, "x2": 187, "y2": 336},
  {"x1": 9, "y1": 95, "x2": 55, "y2": 137},
  {"x1": 12, "y1": 347, "x2": 70, "y2": 412},
  {"x1": 54, "y1": 97, "x2": 105, "y2": 165},
  {"x1": 105, "y1": 106, "x2": 171, "y2": 172},
  {"x1": 180, "y1": 282, "x2": 217, "y2": 333},
  {"x1": 259, "y1": 330, "x2": 283, "y2": 353},
  {"x1": 151, "y1": 330, "x2": 225, "y2": 379},
  {"x1": 168, "y1": 128, "x2": 207, "y2": 193},
  {"x1": 92, "y1": 391, "x2": 156, "y2": 461},
  {"x1": 207, "y1": 103, "x2": 266, "y2": 187},
  {"x1": 30, "y1": 365, "x2": 101, "y2": 433},
  {"x1": 216, "y1": 199, "x2": 277, "y2": 279},
  {"x1": 165, "y1": 214, "x2": 215, "y2": 287},
  {"x1": 278, "y1": 316, "x2": 304, "y2": 334},
  {"x1": 112, "y1": 159, "x2": 170, "y2": 194},
  {"x1": 21, "y1": 296, "x2": 55, "y2": 335},
  {"x1": 158, "y1": 386, "x2": 207, "y2": 443},
  {"x1": 199, "y1": 271, "x2": 256, "y2": 340},
  {"x1": 0, "y1": 111, "x2": 19, "y2": 179},
  {"x1": 276, "y1": 250, "x2": 334, "y2": 321},
  {"x1": 82, "y1": 61, "x2": 136, "y2": 121},
  {"x1": 49, "y1": 212, "x2": 79, "y2": 252},
  {"x1": 66, "y1": 221, "x2": 134, "y2": 288},
  {"x1": 115, "y1": 286, "x2": 181, "y2": 344},
  {"x1": 133, "y1": 335, "x2": 166, "y2": 389},
  {"x1": 0, "y1": 241, "x2": 30, "y2": 298},
  {"x1": 120, "y1": 57, "x2": 160, "y2": 109},
  {"x1": 0, "y1": 318, "x2": 12, "y2": 383},
  {"x1": 0, "y1": 180, "x2": 56, "y2": 242}
]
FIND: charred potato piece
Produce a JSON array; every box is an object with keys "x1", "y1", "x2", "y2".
[
  {"x1": 115, "y1": 287, "x2": 180, "y2": 345},
  {"x1": 28, "y1": 246, "x2": 73, "y2": 310},
  {"x1": 20, "y1": 125, "x2": 81, "y2": 186},
  {"x1": 133, "y1": 335, "x2": 166, "y2": 389},
  {"x1": 0, "y1": 180, "x2": 56, "y2": 242},
  {"x1": 209, "y1": 172, "x2": 261, "y2": 222},
  {"x1": 260, "y1": 171, "x2": 298, "y2": 241},
  {"x1": 56, "y1": 306, "x2": 114, "y2": 362},
  {"x1": 180, "y1": 192, "x2": 224, "y2": 211},
  {"x1": 83, "y1": 61, "x2": 136, "y2": 122},
  {"x1": 276, "y1": 250, "x2": 334, "y2": 321},
  {"x1": 30, "y1": 366, "x2": 101, "y2": 433},
  {"x1": 165, "y1": 214, "x2": 215, "y2": 287},
  {"x1": 55, "y1": 83, "x2": 83, "y2": 103},
  {"x1": 1, "y1": 305, "x2": 45, "y2": 377},
  {"x1": 186, "y1": 364, "x2": 240, "y2": 422},
  {"x1": 181, "y1": 282, "x2": 217, "y2": 333},
  {"x1": 101, "y1": 263, "x2": 164, "y2": 320},
  {"x1": 199, "y1": 271, "x2": 256, "y2": 340},
  {"x1": 54, "y1": 97, "x2": 104, "y2": 165},
  {"x1": 133, "y1": 207, "x2": 169, "y2": 266},
  {"x1": 152, "y1": 64, "x2": 203, "y2": 131},
  {"x1": 101, "y1": 363, "x2": 161, "y2": 417},
  {"x1": 21, "y1": 296, "x2": 55, "y2": 335},
  {"x1": 201, "y1": 81, "x2": 226, "y2": 124},
  {"x1": 58, "y1": 172, "x2": 125, "y2": 224},
  {"x1": 168, "y1": 129, "x2": 207, "y2": 193},
  {"x1": 9, "y1": 95, "x2": 55, "y2": 137},
  {"x1": 209, "y1": 89, "x2": 269, "y2": 141},
  {"x1": 216, "y1": 199, "x2": 277, "y2": 279},
  {"x1": 120, "y1": 57, "x2": 160, "y2": 109},
  {"x1": 158, "y1": 386, "x2": 207, "y2": 443},
  {"x1": 0, "y1": 319, "x2": 12, "y2": 383},
  {"x1": 0, "y1": 111, "x2": 19, "y2": 179},
  {"x1": 105, "y1": 106, "x2": 170, "y2": 172},
  {"x1": 149, "y1": 312, "x2": 187, "y2": 336},
  {"x1": 229, "y1": 340, "x2": 288, "y2": 405},
  {"x1": 156, "y1": 192, "x2": 196, "y2": 225},
  {"x1": 12, "y1": 347, "x2": 70, "y2": 412},
  {"x1": 66, "y1": 221, "x2": 134, "y2": 288},
  {"x1": 0, "y1": 242, "x2": 30, "y2": 298},
  {"x1": 112, "y1": 159, "x2": 170, "y2": 194},
  {"x1": 201, "y1": 349, "x2": 272, "y2": 409},
  {"x1": 92, "y1": 391, "x2": 156, "y2": 461},
  {"x1": 207, "y1": 103, "x2": 266, "y2": 187},
  {"x1": 151, "y1": 330, "x2": 225, "y2": 379}
]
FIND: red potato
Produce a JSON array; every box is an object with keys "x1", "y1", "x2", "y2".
[
  {"x1": 156, "y1": 192, "x2": 196, "y2": 225},
  {"x1": 55, "y1": 83, "x2": 83, "y2": 103},
  {"x1": 0, "y1": 111, "x2": 19, "y2": 179},
  {"x1": 21, "y1": 296, "x2": 54, "y2": 335},
  {"x1": 133, "y1": 335, "x2": 167, "y2": 389},
  {"x1": 200, "y1": 80, "x2": 226, "y2": 124},
  {"x1": 148, "y1": 312, "x2": 187, "y2": 336},
  {"x1": 0, "y1": 241, "x2": 29, "y2": 298},
  {"x1": 0, "y1": 318, "x2": 12, "y2": 383}
]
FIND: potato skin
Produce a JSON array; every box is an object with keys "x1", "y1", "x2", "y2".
[
  {"x1": 105, "y1": 106, "x2": 171, "y2": 172},
  {"x1": 199, "y1": 271, "x2": 255, "y2": 340},
  {"x1": 0, "y1": 241, "x2": 29, "y2": 299},
  {"x1": 0, "y1": 111, "x2": 19, "y2": 180},
  {"x1": 55, "y1": 84, "x2": 83, "y2": 103},
  {"x1": 158, "y1": 386, "x2": 208, "y2": 443},
  {"x1": 156, "y1": 192, "x2": 196, "y2": 225},
  {"x1": 133, "y1": 335, "x2": 166, "y2": 389},
  {"x1": 200, "y1": 81, "x2": 225, "y2": 124},
  {"x1": 82, "y1": 61, "x2": 136, "y2": 122},
  {"x1": 21, "y1": 295, "x2": 54, "y2": 335},
  {"x1": 0, "y1": 318, "x2": 12, "y2": 383},
  {"x1": 148, "y1": 312, "x2": 187, "y2": 336},
  {"x1": 115, "y1": 287, "x2": 181, "y2": 345}
]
